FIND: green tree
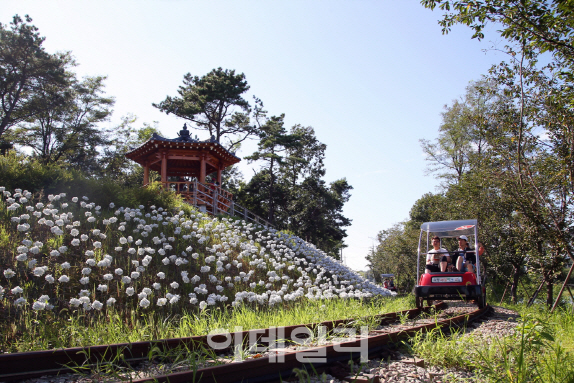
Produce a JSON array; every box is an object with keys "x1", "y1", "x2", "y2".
[
  {"x1": 421, "y1": 0, "x2": 574, "y2": 65},
  {"x1": 12, "y1": 76, "x2": 114, "y2": 169},
  {"x1": 420, "y1": 80, "x2": 494, "y2": 187},
  {"x1": 288, "y1": 177, "x2": 352, "y2": 257},
  {"x1": 99, "y1": 115, "x2": 162, "y2": 186},
  {"x1": 153, "y1": 68, "x2": 256, "y2": 149},
  {"x1": 366, "y1": 222, "x2": 419, "y2": 292},
  {"x1": 244, "y1": 114, "x2": 302, "y2": 225},
  {"x1": 0, "y1": 15, "x2": 69, "y2": 139}
]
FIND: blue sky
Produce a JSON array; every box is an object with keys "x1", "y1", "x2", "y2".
[{"x1": 2, "y1": 1, "x2": 505, "y2": 270}]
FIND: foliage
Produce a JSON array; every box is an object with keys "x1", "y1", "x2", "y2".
[
  {"x1": 10, "y1": 75, "x2": 114, "y2": 170},
  {"x1": 244, "y1": 112, "x2": 302, "y2": 224},
  {"x1": 235, "y1": 111, "x2": 353, "y2": 259},
  {"x1": 0, "y1": 15, "x2": 69, "y2": 139},
  {"x1": 408, "y1": 304, "x2": 574, "y2": 383},
  {"x1": 98, "y1": 115, "x2": 162, "y2": 187},
  {"x1": 0, "y1": 186, "x2": 387, "y2": 352},
  {"x1": 153, "y1": 67, "x2": 256, "y2": 149},
  {"x1": 366, "y1": 221, "x2": 419, "y2": 292},
  {"x1": 421, "y1": 0, "x2": 574, "y2": 68}
]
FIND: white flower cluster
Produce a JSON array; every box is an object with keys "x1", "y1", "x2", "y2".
[{"x1": 0, "y1": 187, "x2": 392, "y2": 313}]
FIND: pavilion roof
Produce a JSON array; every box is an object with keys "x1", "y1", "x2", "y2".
[{"x1": 125, "y1": 124, "x2": 241, "y2": 167}]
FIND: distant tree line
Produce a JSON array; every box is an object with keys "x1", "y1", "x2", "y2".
[
  {"x1": 368, "y1": 1, "x2": 574, "y2": 308},
  {"x1": 0, "y1": 15, "x2": 352, "y2": 259}
]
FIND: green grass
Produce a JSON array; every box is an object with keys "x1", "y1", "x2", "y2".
[
  {"x1": 7, "y1": 296, "x2": 413, "y2": 352},
  {"x1": 406, "y1": 302, "x2": 574, "y2": 383}
]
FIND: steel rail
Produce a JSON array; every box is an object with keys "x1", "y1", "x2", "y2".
[
  {"x1": 133, "y1": 303, "x2": 491, "y2": 383},
  {"x1": 0, "y1": 304, "x2": 446, "y2": 382}
]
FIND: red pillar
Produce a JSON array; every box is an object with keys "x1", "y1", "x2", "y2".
[
  {"x1": 143, "y1": 162, "x2": 149, "y2": 186},
  {"x1": 217, "y1": 166, "x2": 222, "y2": 185},
  {"x1": 200, "y1": 154, "x2": 206, "y2": 183},
  {"x1": 161, "y1": 151, "x2": 167, "y2": 184}
]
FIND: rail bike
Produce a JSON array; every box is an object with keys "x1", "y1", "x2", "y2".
[{"x1": 413, "y1": 219, "x2": 486, "y2": 309}]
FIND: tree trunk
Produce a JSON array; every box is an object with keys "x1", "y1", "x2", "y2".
[
  {"x1": 546, "y1": 280, "x2": 554, "y2": 308},
  {"x1": 268, "y1": 157, "x2": 275, "y2": 224},
  {"x1": 511, "y1": 267, "x2": 520, "y2": 303}
]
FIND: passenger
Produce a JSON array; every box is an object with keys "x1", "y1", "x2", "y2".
[
  {"x1": 454, "y1": 235, "x2": 476, "y2": 273},
  {"x1": 426, "y1": 236, "x2": 449, "y2": 273}
]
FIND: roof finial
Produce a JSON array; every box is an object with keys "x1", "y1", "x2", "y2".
[{"x1": 178, "y1": 123, "x2": 191, "y2": 141}]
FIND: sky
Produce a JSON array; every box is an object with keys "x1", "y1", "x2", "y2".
[{"x1": 1, "y1": 1, "x2": 506, "y2": 270}]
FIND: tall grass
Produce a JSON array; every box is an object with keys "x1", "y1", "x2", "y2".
[
  {"x1": 407, "y1": 303, "x2": 574, "y2": 383},
  {"x1": 6, "y1": 296, "x2": 412, "y2": 352}
]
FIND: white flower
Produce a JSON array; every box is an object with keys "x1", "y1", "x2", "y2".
[
  {"x1": 87, "y1": 217, "x2": 96, "y2": 223},
  {"x1": 16, "y1": 254, "x2": 27, "y2": 262},
  {"x1": 70, "y1": 229, "x2": 79, "y2": 236},
  {"x1": 138, "y1": 292, "x2": 147, "y2": 300},
  {"x1": 61, "y1": 262, "x2": 71, "y2": 269},
  {"x1": 157, "y1": 272, "x2": 166, "y2": 279},
  {"x1": 106, "y1": 297, "x2": 116, "y2": 306},
  {"x1": 169, "y1": 295, "x2": 180, "y2": 304},
  {"x1": 11, "y1": 286, "x2": 23, "y2": 294},
  {"x1": 157, "y1": 298, "x2": 167, "y2": 306},
  {"x1": 58, "y1": 275, "x2": 70, "y2": 283},
  {"x1": 119, "y1": 237, "x2": 127, "y2": 245},
  {"x1": 126, "y1": 287, "x2": 135, "y2": 296},
  {"x1": 97, "y1": 284, "x2": 108, "y2": 292},
  {"x1": 3, "y1": 269, "x2": 15, "y2": 279},
  {"x1": 81, "y1": 267, "x2": 91, "y2": 275},
  {"x1": 131, "y1": 272, "x2": 140, "y2": 279},
  {"x1": 50, "y1": 250, "x2": 60, "y2": 257},
  {"x1": 122, "y1": 276, "x2": 132, "y2": 284},
  {"x1": 86, "y1": 259, "x2": 96, "y2": 266},
  {"x1": 80, "y1": 276, "x2": 90, "y2": 285},
  {"x1": 92, "y1": 300, "x2": 104, "y2": 310},
  {"x1": 33, "y1": 267, "x2": 46, "y2": 277},
  {"x1": 15, "y1": 297, "x2": 26, "y2": 307},
  {"x1": 199, "y1": 301, "x2": 207, "y2": 310},
  {"x1": 114, "y1": 268, "x2": 124, "y2": 275},
  {"x1": 32, "y1": 301, "x2": 46, "y2": 311},
  {"x1": 58, "y1": 246, "x2": 68, "y2": 253},
  {"x1": 140, "y1": 298, "x2": 150, "y2": 308},
  {"x1": 170, "y1": 281, "x2": 179, "y2": 289},
  {"x1": 153, "y1": 282, "x2": 161, "y2": 290},
  {"x1": 71, "y1": 239, "x2": 80, "y2": 246},
  {"x1": 80, "y1": 234, "x2": 88, "y2": 241},
  {"x1": 103, "y1": 274, "x2": 113, "y2": 281},
  {"x1": 45, "y1": 274, "x2": 55, "y2": 283},
  {"x1": 16, "y1": 246, "x2": 28, "y2": 253},
  {"x1": 69, "y1": 298, "x2": 81, "y2": 307}
]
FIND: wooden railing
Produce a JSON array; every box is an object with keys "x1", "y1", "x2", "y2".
[{"x1": 157, "y1": 180, "x2": 274, "y2": 229}]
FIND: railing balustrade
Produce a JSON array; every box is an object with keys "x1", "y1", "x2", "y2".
[{"x1": 151, "y1": 180, "x2": 273, "y2": 229}]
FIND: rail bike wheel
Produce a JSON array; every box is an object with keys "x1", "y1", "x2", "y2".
[
  {"x1": 477, "y1": 286, "x2": 487, "y2": 309},
  {"x1": 416, "y1": 296, "x2": 424, "y2": 309}
]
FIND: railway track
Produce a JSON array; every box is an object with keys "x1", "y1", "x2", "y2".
[{"x1": 0, "y1": 302, "x2": 491, "y2": 383}]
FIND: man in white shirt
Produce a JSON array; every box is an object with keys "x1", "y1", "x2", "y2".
[{"x1": 426, "y1": 236, "x2": 449, "y2": 273}]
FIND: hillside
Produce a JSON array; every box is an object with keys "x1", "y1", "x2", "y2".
[{"x1": 0, "y1": 187, "x2": 391, "y2": 315}]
